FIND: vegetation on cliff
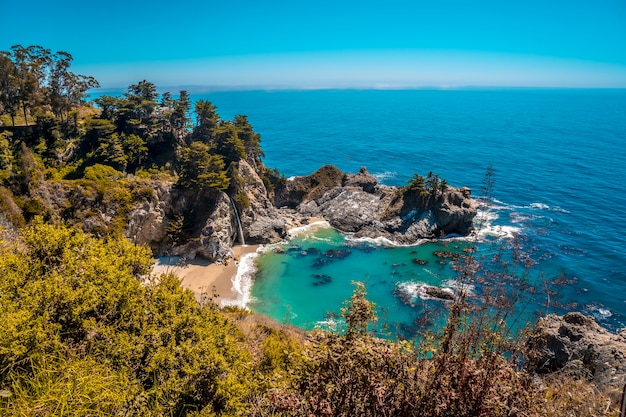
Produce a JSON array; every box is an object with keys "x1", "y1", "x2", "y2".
[{"x1": 0, "y1": 45, "x2": 273, "y2": 250}]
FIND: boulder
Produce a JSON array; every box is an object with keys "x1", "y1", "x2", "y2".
[{"x1": 526, "y1": 312, "x2": 626, "y2": 392}]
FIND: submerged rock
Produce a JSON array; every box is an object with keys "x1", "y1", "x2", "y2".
[
  {"x1": 312, "y1": 274, "x2": 333, "y2": 286},
  {"x1": 312, "y1": 249, "x2": 352, "y2": 268}
]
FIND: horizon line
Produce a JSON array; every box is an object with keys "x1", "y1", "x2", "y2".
[{"x1": 90, "y1": 84, "x2": 626, "y2": 94}]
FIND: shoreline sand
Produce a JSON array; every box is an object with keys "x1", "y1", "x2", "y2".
[
  {"x1": 152, "y1": 245, "x2": 260, "y2": 304},
  {"x1": 152, "y1": 216, "x2": 328, "y2": 306}
]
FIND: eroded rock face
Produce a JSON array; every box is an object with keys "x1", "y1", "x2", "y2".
[
  {"x1": 125, "y1": 159, "x2": 289, "y2": 261},
  {"x1": 126, "y1": 183, "x2": 170, "y2": 248},
  {"x1": 526, "y1": 312, "x2": 626, "y2": 391},
  {"x1": 237, "y1": 160, "x2": 286, "y2": 243},
  {"x1": 126, "y1": 185, "x2": 237, "y2": 262},
  {"x1": 275, "y1": 165, "x2": 477, "y2": 243}
]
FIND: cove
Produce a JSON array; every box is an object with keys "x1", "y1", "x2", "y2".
[{"x1": 250, "y1": 223, "x2": 496, "y2": 339}]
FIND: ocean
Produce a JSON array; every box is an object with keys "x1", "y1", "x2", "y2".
[{"x1": 195, "y1": 89, "x2": 626, "y2": 334}]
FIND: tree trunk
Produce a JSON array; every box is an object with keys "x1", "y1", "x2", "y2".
[{"x1": 22, "y1": 103, "x2": 28, "y2": 127}]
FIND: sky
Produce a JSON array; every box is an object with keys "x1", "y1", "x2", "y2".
[{"x1": 3, "y1": 0, "x2": 626, "y2": 89}]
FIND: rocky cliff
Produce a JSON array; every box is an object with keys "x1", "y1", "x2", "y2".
[
  {"x1": 13, "y1": 162, "x2": 477, "y2": 262},
  {"x1": 526, "y1": 312, "x2": 626, "y2": 397},
  {"x1": 274, "y1": 165, "x2": 477, "y2": 244}
]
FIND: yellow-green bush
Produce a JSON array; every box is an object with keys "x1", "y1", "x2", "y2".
[{"x1": 0, "y1": 222, "x2": 255, "y2": 416}]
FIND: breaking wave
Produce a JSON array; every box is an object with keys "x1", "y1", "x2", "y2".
[{"x1": 220, "y1": 251, "x2": 260, "y2": 309}]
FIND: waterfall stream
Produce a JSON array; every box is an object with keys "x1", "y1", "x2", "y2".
[{"x1": 229, "y1": 197, "x2": 246, "y2": 246}]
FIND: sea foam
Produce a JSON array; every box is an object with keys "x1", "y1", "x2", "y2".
[
  {"x1": 287, "y1": 220, "x2": 331, "y2": 239},
  {"x1": 372, "y1": 171, "x2": 397, "y2": 183},
  {"x1": 220, "y1": 251, "x2": 260, "y2": 309}
]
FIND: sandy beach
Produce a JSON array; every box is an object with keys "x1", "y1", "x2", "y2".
[
  {"x1": 152, "y1": 216, "x2": 328, "y2": 306},
  {"x1": 153, "y1": 245, "x2": 260, "y2": 304}
]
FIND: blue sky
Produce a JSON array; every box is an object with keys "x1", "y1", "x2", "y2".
[{"x1": 3, "y1": 0, "x2": 626, "y2": 89}]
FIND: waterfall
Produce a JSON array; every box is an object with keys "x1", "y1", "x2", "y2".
[{"x1": 229, "y1": 197, "x2": 246, "y2": 246}]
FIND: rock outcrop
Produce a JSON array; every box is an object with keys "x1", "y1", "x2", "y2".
[
  {"x1": 125, "y1": 159, "x2": 288, "y2": 261},
  {"x1": 526, "y1": 312, "x2": 626, "y2": 393},
  {"x1": 15, "y1": 163, "x2": 477, "y2": 262},
  {"x1": 274, "y1": 165, "x2": 477, "y2": 244},
  {"x1": 237, "y1": 159, "x2": 286, "y2": 243}
]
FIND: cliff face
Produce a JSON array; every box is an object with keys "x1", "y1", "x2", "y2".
[
  {"x1": 274, "y1": 165, "x2": 477, "y2": 244},
  {"x1": 237, "y1": 159, "x2": 286, "y2": 243},
  {"x1": 124, "y1": 159, "x2": 287, "y2": 261},
  {"x1": 527, "y1": 312, "x2": 626, "y2": 395},
  {"x1": 8, "y1": 163, "x2": 477, "y2": 262}
]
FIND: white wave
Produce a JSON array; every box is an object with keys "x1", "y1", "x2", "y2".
[
  {"x1": 443, "y1": 279, "x2": 475, "y2": 295},
  {"x1": 480, "y1": 198, "x2": 518, "y2": 211},
  {"x1": 527, "y1": 202, "x2": 571, "y2": 214},
  {"x1": 372, "y1": 171, "x2": 397, "y2": 183},
  {"x1": 475, "y1": 208, "x2": 499, "y2": 223},
  {"x1": 587, "y1": 304, "x2": 613, "y2": 319},
  {"x1": 314, "y1": 317, "x2": 347, "y2": 333},
  {"x1": 473, "y1": 206, "x2": 521, "y2": 239},
  {"x1": 479, "y1": 224, "x2": 521, "y2": 239},
  {"x1": 287, "y1": 220, "x2": 331, "y2": 238},
  {"x1": 345, "y1": 234, "x2": 428, "y2": 248},
  {"x1": 551, "y1": 206, "x2": 571, "y2": 214},
  {"x1": 395, "y1": 281, "x2": 454, "y2": 304},
  {"x1": 220, "y1": 251, "x2": 260, "y2": 309},
  {"x1": 509, "y1": 212, "x2": 531, "y2": 223}
]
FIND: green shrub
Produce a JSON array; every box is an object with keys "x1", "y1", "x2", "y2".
[
  {"x1": 0, "y1": 223, "x2": 255, "y2": 416},
  {"x1": 83, "y1": 163, "x2": 124, "y2": 181}
]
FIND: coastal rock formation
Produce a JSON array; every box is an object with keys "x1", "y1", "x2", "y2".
[
  {"x1": 127, "y1": 186, "x2": 238, "y2": 261},
  {"x1": 274, "y1": 165, "x2": 477, "y2": 243},
  {"x1": 237, "y1": 159, "x2": 286, "y2": 243},
  {"x1": 125, "y1": 159, "x2": 287, "y2": 261},
  {"x1": 11, "y1": 162, "x2": 476, "y2": 262},
  {"x1": 526, "y1": 312, "x2": 626, "y2": 393}
]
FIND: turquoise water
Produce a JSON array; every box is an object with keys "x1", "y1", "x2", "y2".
[
  {"x1": 251, "y1": 226, "x2": 483, "y2": 337},
  {"x1": 195, "y1": 89, "x2": 626, "y2": 332}
]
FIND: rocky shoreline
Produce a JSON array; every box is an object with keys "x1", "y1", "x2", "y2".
[
  {"x1": 126, "y1": 162, "x2": 478, "y2": 263},
  {"x1": 527, "y1": 312, "x2": 626, "y2": 399}
]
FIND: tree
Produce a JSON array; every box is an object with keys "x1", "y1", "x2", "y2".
[
  {"x1": 0, "y1": 54, "x2": 20, "y2": 126},
  {"x1": 178, "y1": 141, "x2": 229, "y2": 190},
  {"x1": 121, "y1": 133, "x2": 148, "y2": 170},
  {"x1": 7, "y1": 45, "x2": 51, "y2": 126},
  {"x1": 407, "y1": 173, "x2": 426, "y2": 193},
  {"x1": 193, "y1": 99, "x2": 220, "y2": 142},
  {"x1": 215, "y1": 122, "x2": 246, "y2": 165},
  {"x1": 341, "y1": 281, "x2": 378, "y2": 339},
  {"x1": 172, "y1": 90, "x2": 191, "y2": 131},
  {"x1": 234, "y1": 114, "x2": 263, "y2": 160},
  {"x1": 425, "y1": 171, "x2": 445, "y2": 197}
]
